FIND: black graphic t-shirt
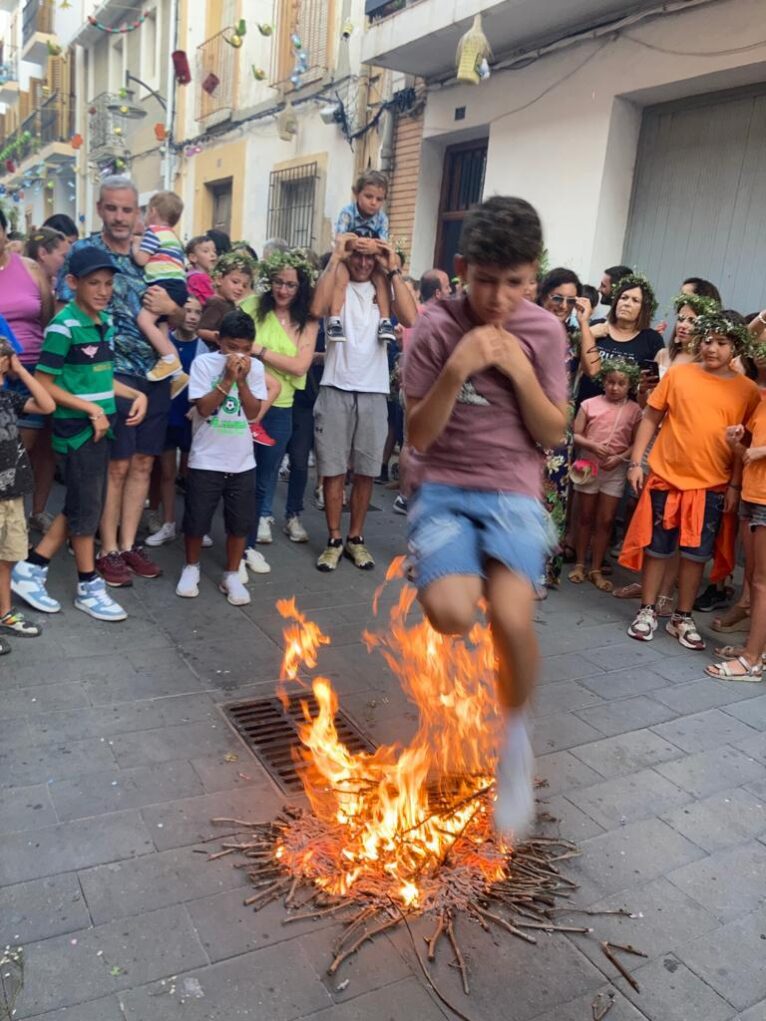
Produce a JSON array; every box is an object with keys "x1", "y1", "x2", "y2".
[{"x1": 0, "y1": 389, "x2": 33, "y2": 499}]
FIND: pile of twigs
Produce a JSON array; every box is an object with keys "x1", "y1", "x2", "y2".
[{"x1": 209, "y1": 794, "x2": 640, "y2": 1003}]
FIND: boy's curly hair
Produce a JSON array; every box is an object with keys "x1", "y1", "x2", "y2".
[{"x1": 458, "y1": 196, "x2": 542, "y2": 268}]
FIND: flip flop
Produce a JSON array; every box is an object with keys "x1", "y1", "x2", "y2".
[
  {"x1": 588, "y1": 570, "x2": 614, "y2": 593},
  {"x1": 705, "y1": 656, "x2": 763, "y2": 682},
  {"x1": 568, "y1": 564, "x2": 587, "y2": 584}
]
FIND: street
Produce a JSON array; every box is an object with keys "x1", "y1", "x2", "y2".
[{"x1": 1, "y1": 479, "x2": 766, "y2": 1021}]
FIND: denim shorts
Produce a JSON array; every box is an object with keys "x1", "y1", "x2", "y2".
[
  {"x1": 647, "y1": 488, "x2": 724, "y2": 562},
  {"x1": 59, "y1": 437, "x2": 111, "y2": 536},
  {"x1": 183, "y1": 467, "x2": 256, "y2": 538},
  {"x1": 112, "y1": 374, "x2": 171, "y2": 460},
  {"x1": 741, "y1": 500, "x2": 766, "y2": 531},
  {"x1": 407, "y1": 482, "x2": 555, "y2": 591},
  {"x1": 5, "y1": 374, "x2": 47, "y2": 430}
]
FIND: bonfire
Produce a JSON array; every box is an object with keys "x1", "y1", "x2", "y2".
[{"x1": 212, "y1": 563, "x2": 639, "y2": 1005}]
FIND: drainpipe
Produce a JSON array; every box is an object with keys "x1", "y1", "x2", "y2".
[{"x1": 163, "y1": 0, "x2": 178, "y2": 190}]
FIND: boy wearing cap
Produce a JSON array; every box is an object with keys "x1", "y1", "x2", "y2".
[{"x1": 11, "y1": 246, "x2": 147, "y2": 621}]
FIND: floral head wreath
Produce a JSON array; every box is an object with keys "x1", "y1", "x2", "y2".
[
  {"x1": 692, "y1": 312, "x2": 750, "y2": 354},
  {"x1": 598, "y1": 355, "x2": 642, "y2": 391},
  {"x1": 256, "y1": 249, "x2": 318, "y2": 288},
  {"x1": 213, "y1": 250, "x2": 256, "y2": 279},
  {"x1": 612, "y1": 272, "x2": 659, "y2": 318},
  {"x1": 672, "y1": 292, "x2": 720, "y2": 317}
]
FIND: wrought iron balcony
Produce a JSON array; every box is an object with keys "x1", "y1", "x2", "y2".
[
  {"x1": 87, "y1": 92, "x2": 130, "y2": 159},
  {"x1": 196, "y1": 29, "x2": 237, "y2": 121},
  {"x1": 22, "y1": 0, "x2": 57, "y2": 66},
  {"x1": 0, "y1": 44, "x2": 19, "y2": 105}
]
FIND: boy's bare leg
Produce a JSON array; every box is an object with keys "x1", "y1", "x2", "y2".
[
  {"x1": 348, "y1": 473, "x2": 373, "y2": 537},
  {"x1": 640, "y1": 554, "x2": 668, "y2": 605},
  {"x1": 744, "y1": 528, "x2": 766, "y2": 663},
  {"x1": 419, "y1": 574, "x2": 482, "y2": 637},
  {"x1": 485, "y1": 562, "x2": 538, "y2": 709},
  {"x1": 137, "y1": 308, "x2": 176, "y2": 359},
  {"x1": 159, "y1": 449, "x2": 177, "y2": 524},
  {"x1": 371, "y1": 267, "x2": 391, "y2": 320},
  {"x1": 330, "y1": 262, "x2": 351, "y2": 318},
  {"x1": 118, "y1": 454, "x2": 154, "y2": 551},
  {"x1": 70, "y1": 535, "x2": 96, "y2": 574},
  {"x1": 184, "y1": 535, "x2": 203, "y2": 565},
  {"x1": 34, "y1": 513, "x2": 68, "y2": 560},
  {"x1": 322, "y1": 474, "x2": 346, "y2": 540},
  {"x1": 100, "y1": 459, "x2": 129, "y2": 553},
  {"x1": 0, "y1": 561, "x2": 12, "y2": 616},
  {"x1": 675, "y1": 557, "x2": 707, "y2": 614},
  {"x1": 225, "y1": 535, "x2": 247, "y2": 572}
]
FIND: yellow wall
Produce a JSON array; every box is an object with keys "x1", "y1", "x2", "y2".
[{"x1": 191, "y1": 138, "x2": 246, "y2": 236}]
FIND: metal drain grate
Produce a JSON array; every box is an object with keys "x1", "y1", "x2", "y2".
[{"x1": 222, "y1": 693, "x2": 376, "y2": 792}]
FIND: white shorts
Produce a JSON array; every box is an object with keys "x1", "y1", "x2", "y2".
[{"x1": 573, "y1": 462, "x2": 628, "y2": 498}]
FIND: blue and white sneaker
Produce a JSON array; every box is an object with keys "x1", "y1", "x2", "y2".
[
  {"x1": 74, "y1": 577, "x2": 127, "y2": 622},
  {"x1": 10, "y1": 561, "x2": 61, "y2": 613}
]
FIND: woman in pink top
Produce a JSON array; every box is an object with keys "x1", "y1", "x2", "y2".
[
  {"x1": 0, "y1": 211, "x2": 55, "y2": 531},
  {"x1": 569, "y1": 358, "x2": 642, "y2": 591}
]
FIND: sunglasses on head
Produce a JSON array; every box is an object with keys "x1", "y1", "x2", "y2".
[{"x1": 549, "y1": 295, "x2": 578, "y2": 307}]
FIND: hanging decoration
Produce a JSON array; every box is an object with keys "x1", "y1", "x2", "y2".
[
  {"x1": 251, "y1": 65, "x2": 267, "y2": 81},
  {"x1": 288, "y1": 33, "x2": 310, "y2": 90},
  {"x1": 202, "y1": 72, "x2": 220, "y2": 95},
  {"x1": 341, "y1": 19, "x2": 354, "y2": 39},
  {"x1": 172, "y1": 50, "x2": 191, "y2": 85},
  {"x1": 277, "y1": 99, "x2": 298, "y2": 141},
  {"x1": 87, "y1": 10, "x2": 150, "y2": 34},
  {"x1": 153, "y1": 122, "x2": 167, "y2": 141},
  {"x1": 456, "y1": 14, "x2": 492, "y2": 85},
  {"x1": 46, "y1": 40, "x2": 63, "y2": 56},
  {"x1": 59, "y1": 0, "x2": 71, "y2": 7},
  {"x1": 184, "y1": 143, "x2": 203, "y2": 158},
  {"x1": 224, "y1": 18, "x2": 247, "y2": 47},
  {"x1": 257, "y1": 23, "x2": 273, "y2": 36}
]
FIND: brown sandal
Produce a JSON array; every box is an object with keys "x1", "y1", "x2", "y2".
[
  {"x1": 712, "y1": 605, "x2": 750, "y2": 633},
  {"x1": 568, "y1": 564, "x2": 587, "y2": 584},
  {"x1": 589, "y1": 569, "x2": 614, "y2": 593},
  {"x1": 612, "y1": 582, "x2": 642, "y2": 599}
]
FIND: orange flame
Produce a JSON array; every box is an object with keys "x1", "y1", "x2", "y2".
[{"x1": 275, "y1": 576, "x2": 506, "y2": 907}]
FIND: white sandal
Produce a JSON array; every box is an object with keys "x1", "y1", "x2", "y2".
[{"x1": 705, "y1": 656, "x2": 764, "y2": 682}]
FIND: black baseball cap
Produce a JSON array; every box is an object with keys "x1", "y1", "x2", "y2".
[{"x1": 68, "y1": 246, "x2": 121, "y2": 279}]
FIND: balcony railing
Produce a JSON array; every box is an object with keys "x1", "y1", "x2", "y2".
[
  {"x1": 22, "y1": 0, "x2": 54, "y2": 46},
  {"x1": 0, "y1": 43, "x2": 19, "y2": 83},
  {"x1": 87, "y1": 92, "x2": 130, "y2": 157},
  {"x1": 365, "y1": 0, "x2": 409, "y2": 22},
  {"x1": 0, "y1": 92, "x2": 74, "y2": 174},
  {"x1": 196, "y1": 29, "x2": 237, "y2": 121}
]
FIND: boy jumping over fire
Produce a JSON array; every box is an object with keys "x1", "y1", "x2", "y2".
[{"x1": 402, "y1": 196, "x2": 568, "y2": 840}]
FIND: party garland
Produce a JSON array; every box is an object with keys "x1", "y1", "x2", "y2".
[
  {"x1": 612, "y1": 271, "x2": 658, "y2": 317},
  {"x1": 692, "y1": 312, "x2": 750, "y2": 353},
  {"x1": 671, "y1": 292, "x2": 720, "y2": 316},
  {"x1": 257, "y1": 249, "x2": 318, "y2": 286},
  {"x1": 88, "y1": 11, "x2": 150, "y2": 34},
  {"x1": 598, "y1": 354, "x2": 642, "y2": 390}
]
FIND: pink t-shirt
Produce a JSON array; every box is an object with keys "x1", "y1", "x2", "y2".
[
  {"x1": 403, "y1": 295, "x2": 568, "y2": 497},
  {"x1": 187, "y1": 269, "x2": 216, "y2": 305},
  {"x1": 577, "y1": 395, "x2": 642, "y2": 465},
  {"x1": 0, "y1": 252, "x2": 43, "y2": 366}
]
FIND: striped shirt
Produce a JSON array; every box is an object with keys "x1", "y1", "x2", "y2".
[
  {"x1": 37, "y1": 300, "x2": 117, "y2": 453},
  {"x1": 139, "y1": 224, "x2": 187, "y2": 283}
]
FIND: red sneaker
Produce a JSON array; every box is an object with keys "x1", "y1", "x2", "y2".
[
  {"x1": 250, "y1": 422, "x2": 276, "y2": 446},
  {"x1": 121, "y1": 545, "x2": 163, "y2": 579},
  {"x1": 96, "y1": 550, "x2": 134, "y2": 588}
]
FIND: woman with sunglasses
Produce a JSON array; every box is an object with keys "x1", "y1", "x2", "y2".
[
  {"x1": 244, "y1": 251, "x2": 319, "y2": 565},
  {"x1": 537, "y1": 268, "x2": 600, "y2": 585}
]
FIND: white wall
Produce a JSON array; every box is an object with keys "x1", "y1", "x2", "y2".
[{"x1": 410, "y1": 0, "x2": 766, "y2": 279}]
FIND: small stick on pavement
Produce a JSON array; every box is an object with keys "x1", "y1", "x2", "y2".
[
  {"x1": 446, "y1": 913, "x2": 470, "y2": 995},
  {"x1": 605, "y1": 941, "x2": 648, "y2": 958},
  {"x1": 601, "y1": 941, "x2": 640, "y2": 993}
]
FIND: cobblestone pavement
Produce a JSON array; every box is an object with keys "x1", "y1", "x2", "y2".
[{"x1": 1, "y1": 479, "x2": 765, "y2": 1020}]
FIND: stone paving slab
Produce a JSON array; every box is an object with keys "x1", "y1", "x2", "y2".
[
  {"x1": 678, "y1": 904, "x2": 766, "y2": 1012},
  {"x1": 569, "y1": 728, "x2": 685, "y2": 778},
  {"x1": 0, "y1": 873, "x2": 91, "y2": 946},
  {"x1": 566, "y1": 766, "x2": 693, "y2": 830},
  {"x1": 660, "y1": 787, "x2": 766, "y2": 852},
  {"x1": 49, "y1": 760, "x2": 206, "y2": 820},
  {"x1": 654, "y1": 744, "x2": 766, "y2": 798},
  {"x1": 297, "y1": 977, "x2": 449, "y2": 1020},
  {"x1": 620, "y1": 953, "x2": 736, "y2": 1021},
  {"x1": 666, "y1": 839, "x2": 766, "y2": 922},
  {"x1": 140, "y1": 785, "x2": 282, "y2": 851},
  {"x1": 0, "y1": 782, "x2": 57, "y2": 834},
  {"x1": 573, "y1": 693, "x2": 680, "y2": 737},
  {"x1": 652, "y1": 708, "x2": 760, "y2": 754},
  {"x1": 30, "y1": 995, "x2": 127, "y2": 1020}
]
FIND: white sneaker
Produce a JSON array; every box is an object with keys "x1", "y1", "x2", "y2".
[
  {"x1": 74, "y1": 577, "x2": 127, "y2": 622},
  {"x1": 238, "y1": 559, "x2": 249, "y2": 584},
  {"x1": 278, "y1": 455, "x2": 290, "y2": 481},
  {"x1": 308, "y1": 450, "x2": 315, "y2": 468},
  {"x1": 256, "y1": 516, "x2": 274, "y2": 544},
  {"x1": 202, "y1": 534, "x2": 213, "y2": 548},
  {"x1": 146, "y1": 522, "x2": 177, "y2": 547},
  {"x1": 494, "y1": 715, "x2": 535, "y2": 843},
  {"x1": 219, "y1": 571, "x2": 251, "y2": 605},
  {"x1": 284, "y1": 516, "x2": 308, "y2": 543},
  {"x1": 176, "y1": 563, "x2": 200, "y2": 598},
  {"x1": 314, "y1": 485, "x2": 324, "y2": 510},
  {"x1": 244, "y1": 547, "x2": 271, "y2": 574},
  {"x1": 145, "y1": 510, "x2": 163, "y2": 536}
]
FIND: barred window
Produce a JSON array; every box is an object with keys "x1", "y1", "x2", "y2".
[
  {"x1": 267, "y1": 162, "x2": 319, "y2": 249},
  {"x1": 271, "y1": 0, "x2": 334, "y2": 87}
]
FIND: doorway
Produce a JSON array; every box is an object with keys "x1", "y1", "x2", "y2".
[
  {"x1": 208, "y1": 178, "x2": 233, "y2": 236},
  {"x1": 433, "y1": 139, "x2": 487, "y2": 276}
]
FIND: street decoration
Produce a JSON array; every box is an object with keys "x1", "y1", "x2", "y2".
[
  {"x1": 456, "y1": 14, "x2": 492, "y2": 85},
  {"x1": 87, "y1": 10, "x2": 151, "y2": 34}
]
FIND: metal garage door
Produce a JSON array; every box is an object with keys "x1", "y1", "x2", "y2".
[{"x1": 623, "y1": 85, "x2": 766, "y2": 317}]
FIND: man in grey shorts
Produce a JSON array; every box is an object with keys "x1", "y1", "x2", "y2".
[{"x1": 311, "y1": 232, "x2": 417, "y2": 571}]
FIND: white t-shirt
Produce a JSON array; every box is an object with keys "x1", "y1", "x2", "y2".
[
  {"x1": 188, "y1": 352, "x2": 267, "y2": 473},
  {"x1": 321, "y1": 280, "x2": 389, "y2": 394}
]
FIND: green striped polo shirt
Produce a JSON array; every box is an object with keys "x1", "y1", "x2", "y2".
[{"x1": 37, "y1": 300, "x2": 117, "y2": 453}]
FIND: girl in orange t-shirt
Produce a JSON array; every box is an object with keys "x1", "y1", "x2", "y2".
[{"x1": 620, "y1": 313, "x2": 760, "y2": 651}]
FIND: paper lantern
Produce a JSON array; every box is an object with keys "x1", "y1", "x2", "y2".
[
  {"x1": 154, "y1": 122, "x2": 167, "y2": 141},
  {"x1": 70, "y1": 133, "x2": 83, "y2": 149},
  {"x1": 5, "y1": 159, "x2": 14, "y2": 173},
  {"x1": 456, "y1": 14, "x2": 492, "y2": 85},
  {"x1": 251, "y1": 66, "x2": 267, "y2": 81},
  {"x1": 172, "y1": 50, "x2": 191, "y2": 85},
  {"x1": 257, "y1": 23, "x2": 272, "y2": 36}
]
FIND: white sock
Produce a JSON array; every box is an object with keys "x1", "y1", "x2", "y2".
[{"x1": 160, "y1": 353, "x2": 177, "y2": 363}]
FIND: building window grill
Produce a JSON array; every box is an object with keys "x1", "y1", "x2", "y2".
[
  {"x1": 196, "y1": 28, "x2": 237, "y2": 120},
  {"x1": 267, "y1": 162, "x2": 319, "y2": 248}
]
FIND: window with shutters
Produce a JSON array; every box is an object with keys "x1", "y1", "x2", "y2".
[
  {"x1": 42, "y1": 54, "x2": 72, "y2": 143},
  {"x1": 272, "y1": 0, "x2": 335, "y2": 88},
  {"x1": 267, "y1": 161, "x2": 319, "y2": 247}
]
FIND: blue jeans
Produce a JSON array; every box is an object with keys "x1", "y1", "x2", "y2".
[
  {"x1": 286, "y1": 402, "x2": 314, "y2": 518},
  {"x1": 250, "y1": 405, "x2": 293, "y2": 544}
]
